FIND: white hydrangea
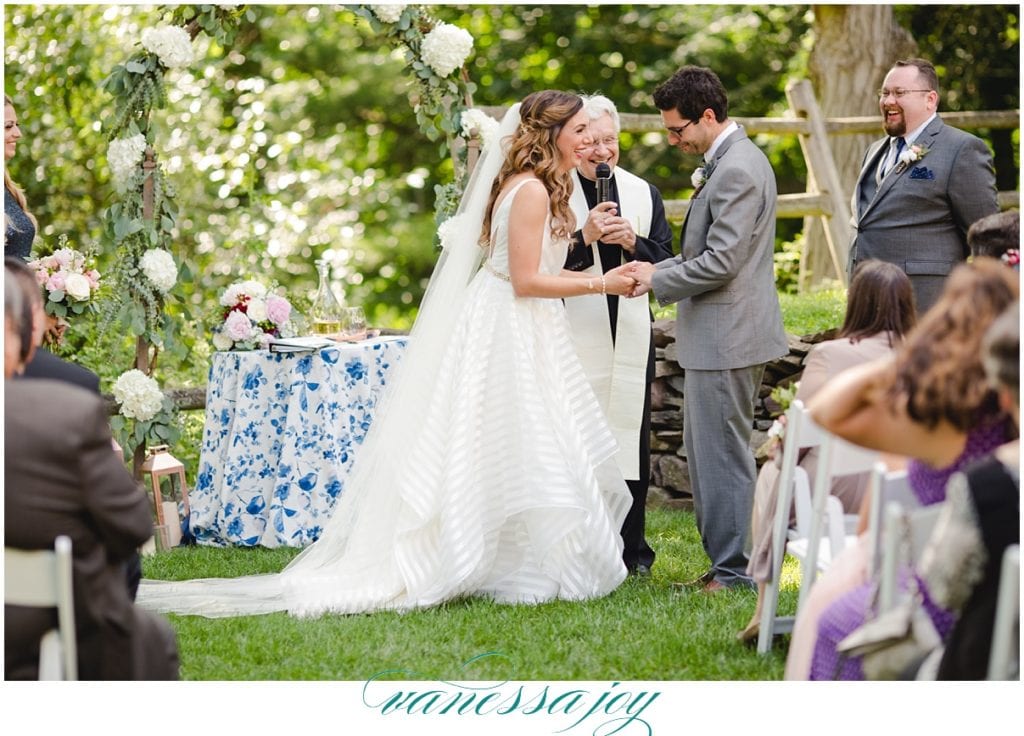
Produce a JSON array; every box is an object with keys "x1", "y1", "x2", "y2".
[
  {"x1": 113, "y1": 369, "x2": 165, "y2": 422},
  {"x1": 141, "y1": 25, "x2": 194, "y2": 69},
  {"x1": 220, "y1": 280, "x2": 267, "y2": 307},
  {"x1": 420, "y1": 22, "x2": 473, "y2": 78},
  {"x1": 107, "y1": 134, "x2": 148, "y2": 192},
  {"x1": 370, "y1": 5, "x2": 405, "y2": 23},
  {"x1": 139, "y1": 248, "x2": 177, "y2": 293},
  {"x1": 460, "y1": 108, "x2": 500, "y2": 151},
  {"x1": 211, "y1": 330, "x2": 234, "y2": 351},
  {"x1": 437, "y1": 214, "x2": 468, "y2": 251}
]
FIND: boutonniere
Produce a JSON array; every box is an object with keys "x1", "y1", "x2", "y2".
[
  {"x1": 1001, "y1": 248, "x2": 1020, "y2": 269},
  {"x1": 690, "y1": 166, "x2": 707, "y2": 189},
  {"x1": 895, "y1": 143, "x2": 929, "y2": 173}
]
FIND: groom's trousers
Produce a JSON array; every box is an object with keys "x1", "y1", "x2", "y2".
[{"x1": 682, "y1": 363, "x2": 764, "y2": 587}]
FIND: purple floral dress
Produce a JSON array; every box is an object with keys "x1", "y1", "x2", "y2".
[{"x1": 809, "y1": 417, "x2": 1011, "y2": 680}]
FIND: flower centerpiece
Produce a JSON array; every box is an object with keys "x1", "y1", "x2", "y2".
[
  {"x1": 27, "y1": 238, "x2": 102, "y2": 318},
  {"x1": 212, "y1": 279, "x2": 295, "y2": 351}
]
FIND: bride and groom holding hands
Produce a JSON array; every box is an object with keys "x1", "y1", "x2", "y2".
[{"x1": 138, "y1": 64, "x2": 785, "y2": 618}]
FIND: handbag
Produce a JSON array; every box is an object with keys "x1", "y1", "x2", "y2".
[{"x1": 835, "y1": 513, "x2": 941, "y2": 680}]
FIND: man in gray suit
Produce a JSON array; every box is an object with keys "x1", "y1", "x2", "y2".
[
  {"x1": 626, "y1": 66, "x2": 788, "y2": 591},
  {"x1": 850, "y1": 57, "x2": 998, "y2": 314}
]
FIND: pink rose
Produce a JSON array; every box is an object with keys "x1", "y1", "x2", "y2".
[
  {"x1": 266, "y1": 295, "x2": 292, "y2": 326},
  {"x1": 224, "y1": 310, "x2": 254, "y2": 341},
  {"x1": 87, "y1": 270, "x2": 101, "y2": 287},
  {"x1": 34, "y1": 269, "x2": 48, "y2": 286},
  {"x1": 53, "y1": 249, "x2": 73, "y2": 268},
  {"x1": 47, "y1": 273, "x2": 67, "y2": 293}
]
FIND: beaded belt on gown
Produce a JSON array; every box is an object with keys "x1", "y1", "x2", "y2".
[{"x1": 485, "y1": 261, "x2": 510, "y2": 282}]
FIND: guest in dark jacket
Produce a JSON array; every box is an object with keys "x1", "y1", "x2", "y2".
[
  {"x1": 6, "y1": 256, "x2": 142, "y2": 598},
  {"x1": 4, "y1": 268, "x2": 178, "y2": 680}
]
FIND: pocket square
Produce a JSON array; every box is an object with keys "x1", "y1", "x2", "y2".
[{"x1": 909, "y1": 166, "x2": 935, "y2": 180}]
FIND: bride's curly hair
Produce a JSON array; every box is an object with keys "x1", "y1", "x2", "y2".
[
  {"x1": 480, "y1": 90, "x2": 583, "y2": 245},
  {"x1": 890, "y1": 257, "x2": 1019, "y2": 431}
]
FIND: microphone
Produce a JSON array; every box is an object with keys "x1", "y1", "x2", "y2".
[{"x1": 595, "y1": 162, "x2": 612, "y2": 203}]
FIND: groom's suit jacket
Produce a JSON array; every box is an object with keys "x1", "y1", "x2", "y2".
[
  {"x1": 651, "y1": 125, "x2": 787, "y2": 370},
  {"x1": 849, "y1": 115, "x2": 998, "y2": 313}
]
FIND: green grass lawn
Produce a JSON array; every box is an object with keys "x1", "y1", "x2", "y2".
[{"x1": 143, "y1": 506, "x2": 800, "y2": 680}]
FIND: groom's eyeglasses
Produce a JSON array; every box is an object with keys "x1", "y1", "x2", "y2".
[{"x1": 665, "y1": 120, "x2": 697, "y2": 136}]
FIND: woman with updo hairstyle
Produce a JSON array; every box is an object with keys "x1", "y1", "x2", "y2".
[{"x1": 4, "y1": 94, "x2": 37, "y2": 259}]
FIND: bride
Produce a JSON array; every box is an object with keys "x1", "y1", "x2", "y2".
[{"x1": 138, "y1": 90, "x2": 639, "y2": 618}]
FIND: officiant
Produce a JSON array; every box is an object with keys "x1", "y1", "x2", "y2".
[{"x1": 564, "y1": 95, "x2": 674, "y2": 576}]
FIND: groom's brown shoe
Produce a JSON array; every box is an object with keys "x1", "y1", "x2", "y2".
[{"x1": 671, "y1": 569, "x2": 715, "y2": 590}]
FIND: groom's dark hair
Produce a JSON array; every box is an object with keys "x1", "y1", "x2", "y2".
[{"x1": 652, "y1": 66, "x2": 729, "y2": 123}]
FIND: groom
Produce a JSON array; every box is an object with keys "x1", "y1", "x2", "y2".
[{"x1": 625, "y1": 66, "x2": 787, "y2": 591}]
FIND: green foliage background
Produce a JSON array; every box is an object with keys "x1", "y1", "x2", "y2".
[{"x1": 4, "y1": 3, "x2": 1019, "y2": 398}]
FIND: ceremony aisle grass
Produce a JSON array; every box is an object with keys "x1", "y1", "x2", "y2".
[{"x1": 143, "y1": 506, "x2": 800, "y2": 680}]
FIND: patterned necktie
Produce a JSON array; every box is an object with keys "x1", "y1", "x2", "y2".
[{"x1": 878, "y1": 136, "x2": 906, "y2": 183}]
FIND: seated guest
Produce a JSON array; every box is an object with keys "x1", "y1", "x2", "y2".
[
  {"x1": 967, "y1": 209, "x2": 1019, "y2": 264},
  {"x1": 5, "y1": 257, "x2": 141, "y2": 598},
  {"x1": 785, "y1": 258, "x2": 1018, "y2": 679},
  {"x1": 738, "y1": 260, "x2": 916, "y2": 643},
  {"x1": 4, "y1": 269, "x2": 179, "y2": 680},
  {"x1": 914, "y1": 302, "x2": 1019, "y2": 679}
]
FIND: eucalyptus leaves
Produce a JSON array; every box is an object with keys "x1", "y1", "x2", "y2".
[
  {"x1": 100, "y1": 5, "x2": 246, "y2": 462},
  {"x1": 355, "y1": 5, "x2": 478, "y2": 224}
]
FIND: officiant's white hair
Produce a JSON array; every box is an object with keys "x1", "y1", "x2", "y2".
[{"x1": 581, "y1": 94, "x2": 621, "y2": 133}]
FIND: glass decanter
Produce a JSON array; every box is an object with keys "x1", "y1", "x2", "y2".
[{"x1": 309, "y1": 259, "x2": 345, "y2": 336}]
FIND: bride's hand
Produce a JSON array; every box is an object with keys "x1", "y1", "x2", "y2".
[{"x1": 603, "y1": 269, "x2": 638, "y2": 296}]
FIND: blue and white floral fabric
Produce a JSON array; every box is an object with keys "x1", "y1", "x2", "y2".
[{"x1": 189, "y1": 336, "x2": 407, "y2": 547}]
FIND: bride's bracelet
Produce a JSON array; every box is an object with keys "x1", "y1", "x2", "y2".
[{"x1": 585, "y1": 275, "x2": 607, "y2": 296}]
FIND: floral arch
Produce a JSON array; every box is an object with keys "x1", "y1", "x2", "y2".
[{"x1": 99, "y1": 4, "x2": 486, "y2": 467}]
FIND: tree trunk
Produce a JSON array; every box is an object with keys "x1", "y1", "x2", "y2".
[{"x1": 800, "y1": 5, "x2": 917, "y2": 290}]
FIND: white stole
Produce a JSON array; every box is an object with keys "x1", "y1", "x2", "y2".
[{"x1": 564, "y1": 168, "x2": 653, "y2": 480}]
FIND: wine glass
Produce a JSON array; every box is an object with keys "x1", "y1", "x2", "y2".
[{"x1": 344, "y1": 306, "x2": 366, "y2": 340}]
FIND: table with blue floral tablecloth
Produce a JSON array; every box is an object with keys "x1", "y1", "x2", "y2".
[{"x1": 188, "y1": 336, "x2": 407, "y2": 547}]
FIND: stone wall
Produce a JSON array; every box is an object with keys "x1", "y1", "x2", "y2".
[{"x1": 648, "y1": 318, "x2": 835, "y2": 508}]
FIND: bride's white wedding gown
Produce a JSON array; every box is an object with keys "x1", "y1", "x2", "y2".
[{"x1": 138, "y1": 179, "x2": 631, "y2": 618}]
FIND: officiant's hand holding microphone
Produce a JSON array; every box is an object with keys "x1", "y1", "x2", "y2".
[{"x1": 581, "y1": 163, "x2": 638, "y2": 254}]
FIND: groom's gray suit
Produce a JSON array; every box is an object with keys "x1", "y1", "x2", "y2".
[
  {"x1": 651, "y1": 126, "x2": 788, "y2": 586},
  {"x1": 849, "y1": 115, "x2": 997, "y2": 314}
]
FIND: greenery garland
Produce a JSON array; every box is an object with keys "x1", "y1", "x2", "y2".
[
  {"x1": 354, "y1": 5, "x2": 478, "y2": 223},
  {"x1": 97, "y1": 4, "x2": 478, "y2": 459},
  {"x1": 100, "y1": 4, "x2": 249, "y2": 460}
]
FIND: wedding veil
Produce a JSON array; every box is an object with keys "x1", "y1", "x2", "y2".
[{"x1": 136, "y1": 104, "x2": 525, "y2": 617}]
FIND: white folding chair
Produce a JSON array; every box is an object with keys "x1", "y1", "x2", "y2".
[
  {"x1": 876, "y1": 499, "x2": 942, "y2": 614},
  {"x1": 4, "y1": 536, "x2": 78, "y2": 680},
  {"x1": 864, "y1": 464, "x2": 915, "y2": 578},
  {"x1": 987, "y1": 544, "x2": 1020, "y2": 680},
  {"x1": 793, "y1": 432, "x2": 879, "y2": 612},
  {"x1": 757, "y1": 399, "x2": 824, "y2": 653}
]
